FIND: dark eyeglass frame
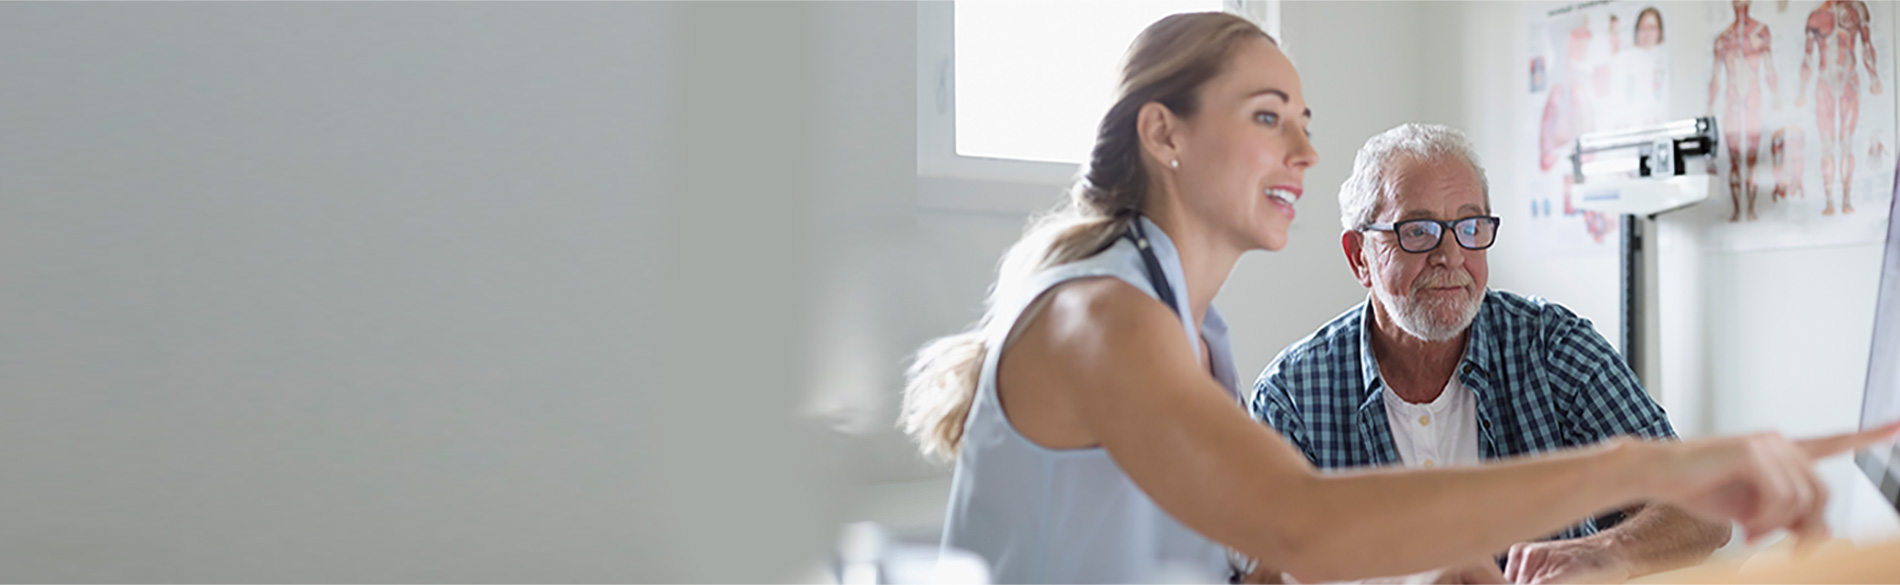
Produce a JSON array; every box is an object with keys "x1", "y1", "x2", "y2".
[{"x1": 1360, "y1": 216, "x2": 1502, "y2": 254}]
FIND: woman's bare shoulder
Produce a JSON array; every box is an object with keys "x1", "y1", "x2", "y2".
[
  {"x1": 996, "y1": 276, "x2": 1185, "y2": 449},
  {"x1": 1006, "y1": 275, "x2": 1187, "y2": 380}
]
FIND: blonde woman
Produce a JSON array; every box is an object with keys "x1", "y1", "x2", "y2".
[{"x1": 902, "y1": 11, "x2": 1898, "y2": 584}]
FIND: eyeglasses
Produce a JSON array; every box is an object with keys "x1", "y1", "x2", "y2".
[{"x1": 1361, "y1": 216, "x2": 1501, "y2": 253}]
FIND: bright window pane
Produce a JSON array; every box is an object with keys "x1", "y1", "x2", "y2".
[{"x1": 955, "y1": 0, "x2": 1222, "y2": 165}]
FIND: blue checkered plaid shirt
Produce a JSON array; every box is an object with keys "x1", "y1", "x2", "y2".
[{"x1": 1249, "y1": 289, "x2": 1676, "y2": 541}]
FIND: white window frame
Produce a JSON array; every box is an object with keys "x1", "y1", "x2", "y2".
[{"x1": 916, "y1": 0, "x2": 1281, "y2": 213}]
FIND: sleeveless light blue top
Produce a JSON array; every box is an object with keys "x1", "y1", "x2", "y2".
[{"x1": 941, "y1": 217, "x2": 1238, "y2": 584}]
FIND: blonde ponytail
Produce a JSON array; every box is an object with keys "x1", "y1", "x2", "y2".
[{"x1": 900, "y1": 330, "x2": 987, "y2": 461}]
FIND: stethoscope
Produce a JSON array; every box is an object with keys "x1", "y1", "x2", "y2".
[
  {"x1": 1123, "y1": 217, "x2": 1181, "y2": 319},
  {"x1": 1130, "y1": 219, "x2": 1239, "y2": 576}
]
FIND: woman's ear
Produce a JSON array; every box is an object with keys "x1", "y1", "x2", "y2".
[{"x1": 1135, "y1": 102, "x2": 1183, "y2": 171}]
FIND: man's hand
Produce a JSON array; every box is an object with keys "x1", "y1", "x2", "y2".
[{"x1": 1503, "y1": 539, "x2": 1632, "y2": 584}]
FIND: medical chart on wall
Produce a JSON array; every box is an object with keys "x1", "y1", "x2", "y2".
[
  {"x1": 1700, "y1": 0, "x2": 1895, "y2": 250},
  {"x1": 1523, "y1": 0, "x2": 1671, "y2": 256}
]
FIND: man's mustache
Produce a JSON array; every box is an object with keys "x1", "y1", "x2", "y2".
[{"x1": 1411, "y1": 270, "x2": 1474, "y2": 292}]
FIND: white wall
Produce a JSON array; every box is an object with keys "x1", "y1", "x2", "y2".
[{"x1": 0, "y1": 2, "x2": 909, "y2": 581}]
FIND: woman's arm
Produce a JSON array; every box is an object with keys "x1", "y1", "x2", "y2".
[{"x1": 1021, "y1": 279, "x2": 1891, "y2": 582}]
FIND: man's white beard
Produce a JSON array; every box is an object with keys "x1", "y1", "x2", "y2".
[{"x1": 1370, "y1": 270, "x2": 1483, "y2": 343}]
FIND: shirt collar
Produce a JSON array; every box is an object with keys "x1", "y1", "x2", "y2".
[
  {"x1": 1355, "y1": 300, "x2": 1384, "y2": 401},
  {"x1": 1463, "y1": 291, "x2": 1498, "y2": 376}
]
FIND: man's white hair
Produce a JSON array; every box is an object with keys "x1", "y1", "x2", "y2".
[{"x1": 1337, "y1": 123, "x2": 1491, "y2": 232}]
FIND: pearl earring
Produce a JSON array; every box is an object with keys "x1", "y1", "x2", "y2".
[{"x1": 1170, "y1": 159, "x2": 1179, "y2": 169}]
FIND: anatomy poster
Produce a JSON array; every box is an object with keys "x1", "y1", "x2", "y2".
[
  {"x1": 1703, "y1": 0, "x2": 1895, "y2": 250},
  {"x1": 1524, "y1": 1, "x2": 1672, "y2": 256}
]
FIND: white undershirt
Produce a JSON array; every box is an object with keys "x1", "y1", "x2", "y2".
[{"x1": 1383, "y1": 375, "x2": 1481, "y2": 469}]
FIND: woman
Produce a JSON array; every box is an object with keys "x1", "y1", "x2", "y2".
[{"x1": 902, "y1": 12, "x2": 1896, "y2": 584}]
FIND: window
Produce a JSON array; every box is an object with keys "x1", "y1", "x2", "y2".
[{"x1": 918, "y1": 0, "x2": 1280, "y2": 210}]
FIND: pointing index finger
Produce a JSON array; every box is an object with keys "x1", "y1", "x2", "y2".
[{"x1": 1798, "y1": 420, "x2": 1900, "y2": 460}]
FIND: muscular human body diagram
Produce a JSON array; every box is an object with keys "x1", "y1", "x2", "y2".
[
  {"x1": 1771, "y1": 126, "x2": 1807, "y2": 200},
  {"x1": 1798, "y1": 0, "x2": 1882, "y2": 215},
  {"x1": 1711, "y1": 0, "x2": 1781, "y2": 222}
]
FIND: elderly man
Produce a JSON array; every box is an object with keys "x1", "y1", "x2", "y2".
[{"x1": 1248, "y1": 124, "x2": 1730, "y2": 584}]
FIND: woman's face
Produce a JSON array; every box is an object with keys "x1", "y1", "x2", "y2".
[
  {"x1": 1169, "y1": 38, "x2": 1318, "y2": 252},
  {"x1": 1635, "y1": 13, "x2": 1662, "y2": 48}
]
